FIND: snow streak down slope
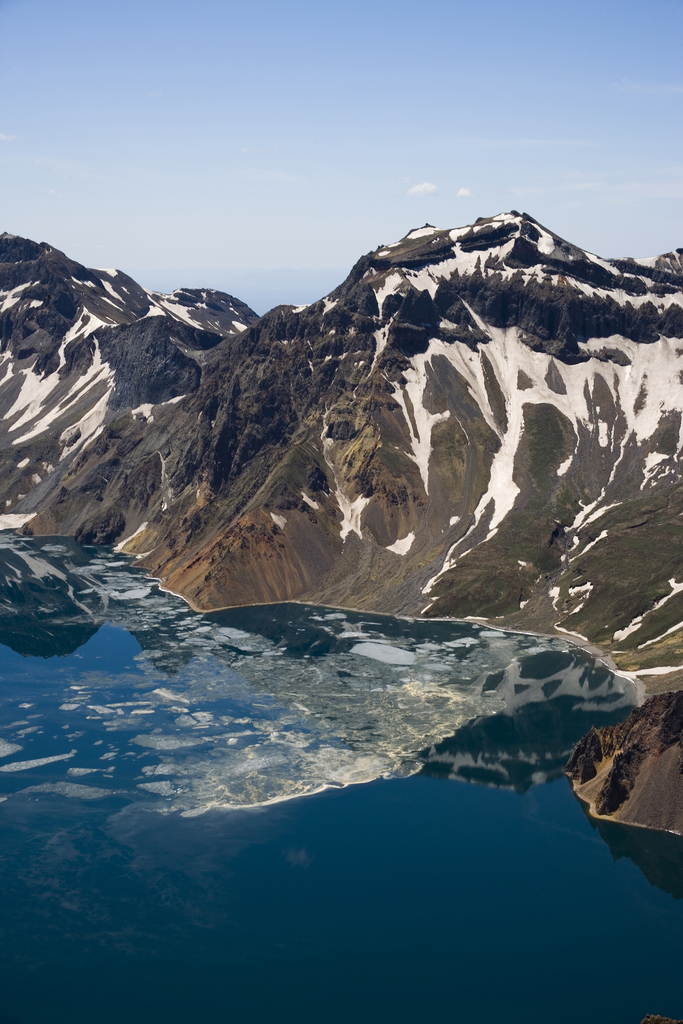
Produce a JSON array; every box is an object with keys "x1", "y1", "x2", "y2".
[
  {"x1": 4, "y1": 215, "x2": 683, "y2": 682},
  {"x1": 0, "y1": 231, "x2": 258, "y2": 527}
]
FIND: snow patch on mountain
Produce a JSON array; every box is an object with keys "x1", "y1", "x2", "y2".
[
  {"x1": 321, "y1": 411, "x2": 370, "y2": 542},
  {"x1": 391, "y1": 358, "x2": 450, "y2": 495},
  {"x1": 0, "y1": 281, "x2": 38, "y2": 313},
  {"x1": 58, "y1": 386, "x2": 112, "y2": 458},
  {"x1": 7, "y1": 334, "x2": 114, "y2": 448},
  {"x1": 373, "y1": 272, "x2": 403, "y2": 316},
  {"x1": 418, "y1": 318, "x2": 683, "y2": 593},
  {"x1": 0, "y1": 513, "x2": 36, "y2": 531},
  {"x1": 386, "y1": 532, "x2": 415, "y2": 555},
  {"x1": 407, "y1": 227, "x2": 439, "y2": 240}
]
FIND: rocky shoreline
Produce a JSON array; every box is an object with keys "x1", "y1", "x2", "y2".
[{"x1": 566, "y1": 691, "x2": 683, "y2": 834}]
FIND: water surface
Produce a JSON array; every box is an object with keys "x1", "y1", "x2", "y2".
[{"x1": 1, "y1": 536, "x2": 682, "y2": 1024}]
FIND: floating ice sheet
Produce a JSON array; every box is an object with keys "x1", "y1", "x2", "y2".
[{"x1": 0, "y1": 536, "x2": 637, "y2": 815}]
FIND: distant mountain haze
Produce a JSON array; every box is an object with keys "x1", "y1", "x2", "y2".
[{"x1": 123, "y1": 268, "x2": 352, "y2": 318}]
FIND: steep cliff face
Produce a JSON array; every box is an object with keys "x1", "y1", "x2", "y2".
[
  {"x1": 2, "y1": 215, "x2": 683, "y2": 675},
  {"x1": 566, "y1": 691, "x2": 683, "y2": 833}
]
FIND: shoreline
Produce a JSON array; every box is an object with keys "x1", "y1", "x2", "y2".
[
  {"x1": 154, "y1": 565, "x2": 646, "y2": 701},
  {"x1": 0, "y1": 526, "x2": 655, "y2": 703}
]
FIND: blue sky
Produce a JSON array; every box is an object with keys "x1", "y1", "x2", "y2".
[{"x1": 1, "y1": 0, "x2": 681, "y2": 309}]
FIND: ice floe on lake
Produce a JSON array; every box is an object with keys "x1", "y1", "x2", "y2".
[{"x1": 0, "y1": 535, "x2": 637, "y2": 814}]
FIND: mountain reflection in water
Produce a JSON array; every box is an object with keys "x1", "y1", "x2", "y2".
[
  {"x1": 2, "y1": 536, "x2": 683, "y2": 1024},
  {"x1": 0, "y1": 534, "x2": 637, "y2": 815},
  {"x1": 591, "y1": 814, "x2": 683, "y2": 900},
  {"x1": 420, "y1": 656, "x2": 630, "y2": 793}
]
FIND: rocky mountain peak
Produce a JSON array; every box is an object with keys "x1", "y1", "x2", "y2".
[
  {"x1": 0, "y1": 232, "x2": 259, "y2": 345},
  {"x1": 2, "y1": 217, "x2": 683, "y2": 687},
  {"x1": 0, "y1": 233, "x2": 259, "y2": 512},
  {"x1": 0, "y1": 232, "x2": 52, "y2": 263},
  {"x1": 308, "y1": 211, "x2": 681, "y2": 369}
]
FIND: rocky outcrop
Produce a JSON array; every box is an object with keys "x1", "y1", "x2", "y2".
[
  {"x1": 641, "y1": 1016, "x2": 683, "y2": 1024},
  {"x1": 566, "y1": 692, "x2": 683, "y2": 832},
  {"x1": 3, "y1": 215, "x2": 683, "y2": 676}
]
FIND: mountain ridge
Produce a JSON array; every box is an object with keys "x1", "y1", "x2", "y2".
[{"x1": 2, "y1": 214, "x2": 683, "y2": 688}]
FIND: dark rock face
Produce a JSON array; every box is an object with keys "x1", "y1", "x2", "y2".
[
  {"x1": 567, "y1": 692, "x2": 683, "y2": 833},
  {"x1": 0, "y1": 232, "x2": 257, "y2": 405},
  {"x1": 75, "y1": 506, "x2": 126, "y2": 546},
  {"x1": 99, "y1": 319, "x2": 203, "y2": 411}
]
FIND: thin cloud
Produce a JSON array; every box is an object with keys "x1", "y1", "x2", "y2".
[
  {"x1": 407, "y1": 181, "x2": 437, "y2": 196},
  {"x1": 147, "y1": 90, "x2": 163, "y2": 97},
  {"x1": 48, "y1": 188, "x2": 62, "y2": 199},
  {"x1": 456, "y1": 187, "x2": 472, "y2": 197},
  {"x1": 617, "y1": 80, "x2": 683, "y2": 94},
  {"x1": 0, "y1": 133, "x2": 17, "y2": 142}
]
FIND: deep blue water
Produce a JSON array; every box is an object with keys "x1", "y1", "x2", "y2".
[{"x1": 0, "y1": 536, "x2": 682, "y2": 1024}]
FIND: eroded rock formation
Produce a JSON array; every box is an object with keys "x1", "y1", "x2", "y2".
[{"x1": 567, "y1": 691, "x2": 683, "y2": 832}]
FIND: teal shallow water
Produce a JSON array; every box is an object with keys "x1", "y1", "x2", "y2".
[{"x1": 0, "y1": 537, "x2": 682, "y2": 1023}]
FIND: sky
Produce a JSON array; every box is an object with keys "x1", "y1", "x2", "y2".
[{"x1": 1, "y1": 0, "x2": 682, "y2": 311}]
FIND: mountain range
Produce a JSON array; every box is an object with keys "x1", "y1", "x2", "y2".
[{"x1": 2, "y1": 213, "x2": 683, "y2": 685}]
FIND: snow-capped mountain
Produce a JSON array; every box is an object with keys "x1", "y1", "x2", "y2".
[
  {"x1": 2, "y1": 214, "x2": 683, "y2": 681},
  {"x1": 0, "y1": 231, "x2": 257, "y2": 529}
]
